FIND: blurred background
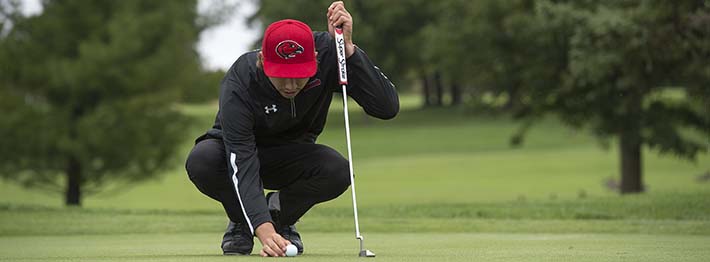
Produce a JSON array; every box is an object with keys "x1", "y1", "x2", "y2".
[{"x1": 1, "y1": 0, "x2": 709, "y2": 249}]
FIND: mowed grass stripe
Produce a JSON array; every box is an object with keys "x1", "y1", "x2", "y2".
[
  {"x1": 2, "y1": 190, "x2": 709, "y2": 236},
  {"x1": 1, "y1": 146, "x2": 704, "y2": 210},
  {"x1": 1, "y1": 233, "x2": 709, "y2": 262}
]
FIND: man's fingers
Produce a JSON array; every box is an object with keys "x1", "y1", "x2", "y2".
[
  {"x1": 271, "y1": 243, "x2": 285, "y2": 256},
  {"x1": 326, "y1": 0, "x2": 352, "y2": 40},
  {"x1": 279, "y1": 239, "x2": 291, "y2": 251},
  {"x1": 280, "y1": 239, "x2": 292, "y2": 251},
  {"x1": 263, "y1": 244, "x2": 276, "y2": 257},
  {"x1": 273, "y1": 234, "x2": 291, "y2": 252},
  {"x1": 329, "y1": 1, "x2": 344, "y2": 11},
  {"x1": 329, "y1": 10, "x2": 351, "y2": 27},
  {"x1": 262, "y1": 245, "x2": 274, "y2": 257},
  {"x1": 328, "y1": 10, "x2": 347, "y2": 23},
  {"x1": 328, "y1": 1, "x2": 346, "y2": 19},
  {"x1": 332, "y1": 16, "x2": 351, "y2": 28},
  {"x1": 262, "y1": 242, "x2": 284, "y2": 257}
]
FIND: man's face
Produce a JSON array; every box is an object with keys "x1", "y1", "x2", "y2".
[
  {"x1": 268, "y1": 77, "x2": 310, "y2": 98},
  {"x1": 260, "y1": 50, "x2": 317, "y2": 99}
]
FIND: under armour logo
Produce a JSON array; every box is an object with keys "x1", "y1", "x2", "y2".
[{"x1": 264, "y1": 104, "x2": 278, "y2": 114}]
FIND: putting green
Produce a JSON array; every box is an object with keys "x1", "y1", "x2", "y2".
[{"x1": 1, "y1": 233, "x2": 708, "y2": 261}]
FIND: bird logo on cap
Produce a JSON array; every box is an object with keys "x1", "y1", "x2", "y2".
[{"x1": 275, "y1": 40, "x2": 304, "y2": 60}]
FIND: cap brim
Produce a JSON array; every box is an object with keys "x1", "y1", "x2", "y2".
[{"x1": 263, "y1": 60, "x2": 317, "y2": 78}]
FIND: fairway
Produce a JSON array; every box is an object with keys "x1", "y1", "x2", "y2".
[
  {"x1": 1, "y1": 99, "x2": 708, "y2": 261},
  {"x1": 2, "y1": 233, "x2": 709, "y2": 262}
]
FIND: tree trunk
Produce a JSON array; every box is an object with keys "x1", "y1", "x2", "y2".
[
  {"x1": 433, "y1": 71, "x2": 444, "y2": 106},
  {"x1": 450, "y1": 81, "x2": 462, "y2": 106},
  {"x1": 421, "y1": 73, "x2": 432, "y2": 107},
  {"x1": 65, "y1": 155, "x2": 82, "y2": 206},
  {"x1": 619, "y1": 89, "x2": 644, "y2": 194},
  {"x1": 504, "y1": 83, "x2": 519, "y2": 110},
  {"x1": 619, "y1": 130, "x2": 643, "y2": 193}
]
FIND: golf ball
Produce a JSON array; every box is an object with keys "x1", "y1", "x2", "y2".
[{"x1": 285, "y1": 244, "x2": 297, "y2": 257}]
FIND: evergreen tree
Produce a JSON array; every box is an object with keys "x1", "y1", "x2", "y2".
[{"x1": 0, "y1": 0, "x2": 208, "y2": 205}]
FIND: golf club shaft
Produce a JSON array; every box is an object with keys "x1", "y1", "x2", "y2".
[
  {"x1": 335, "y1": 26, "x2": 363, "y2": 240},
  {"x1": 342, "y1": 85, "x2": 361, "y2": 239}
]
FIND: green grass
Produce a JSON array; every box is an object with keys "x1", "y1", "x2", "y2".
[
  {"x1": 1, "y1": 94, "x2": 709, "y2": 261},
  {"x1": 2, "y1": 191, "x2": 710, "y2": 236},
  {"x1": 1, "y1": 98, "x2": 707, "y2": 209},
  {"x1": 2, "y1": 233, "x2": 710, "y2": 262}
]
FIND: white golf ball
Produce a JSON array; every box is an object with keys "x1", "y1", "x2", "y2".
[{"x1": 285, "y1": 244, "x2": 298, "y2": 257}]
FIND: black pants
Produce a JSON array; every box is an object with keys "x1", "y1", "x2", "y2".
[{"x1": 185, "y1": 138, "x2": 351, "y2": 227}]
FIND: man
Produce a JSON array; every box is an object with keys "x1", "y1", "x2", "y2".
[{"x1": 185, "y1": 1, "x2": 398, "y2": 257}]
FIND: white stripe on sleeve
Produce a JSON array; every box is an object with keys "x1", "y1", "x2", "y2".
[{"x1": 230, "y1": 152, "x2": 255, "y2": 234}]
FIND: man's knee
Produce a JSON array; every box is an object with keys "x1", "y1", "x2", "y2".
[
  {"x1": 185, "y1": 139, "x2": 226, "y2": 188},
  {"x1": 185, "y1": 139, "x2": 227, "y2": 194},
  {"x1": 186, "y1": 147, "x2": 211, "y2": 181},
  {"x1": 319, "y1": 155, "x2": 351, "y2": 197}
]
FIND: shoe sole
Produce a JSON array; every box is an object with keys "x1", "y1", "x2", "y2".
[{"x1": 223, "y1": 251, "x2": 250, "y2": 256}]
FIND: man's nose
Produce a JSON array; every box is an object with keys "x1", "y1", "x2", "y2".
[{"x1": 285, "y1": 79, "x2": 299, "y2": 90}]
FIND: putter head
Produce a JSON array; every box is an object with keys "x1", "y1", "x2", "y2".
[{"x1": 359, "y1": 249, "x2": 376, "y2": 257}]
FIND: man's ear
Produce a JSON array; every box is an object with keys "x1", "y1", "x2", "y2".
[
  {"x1": 257, "y1": 51, "x2": 264, "y2": 68},
  {"x1": 314, "y1": 50, "x2": 318, "y2": 59}
]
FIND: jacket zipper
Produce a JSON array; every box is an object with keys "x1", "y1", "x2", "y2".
[{"x1": 290, "y1": 98, "x2": 296, "y2": 118}]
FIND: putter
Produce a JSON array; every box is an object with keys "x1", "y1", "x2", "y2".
[{"x1": 335, "y1": 26, "x2": 376, "y2": 258}]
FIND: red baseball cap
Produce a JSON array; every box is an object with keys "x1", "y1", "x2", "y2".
[{"x1": 262, "y1": 19, "x2": 317, "y2": 78}]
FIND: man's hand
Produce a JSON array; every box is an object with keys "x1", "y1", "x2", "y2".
[
  {"x1": 327, "y1": 1, "x2": 355, "y2": 58},
  {"x1": 255, "y1": 223, "x2": 291, "y2": 257}
]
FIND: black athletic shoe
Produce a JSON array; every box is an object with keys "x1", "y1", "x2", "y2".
[
  {"x1": 266, "y1": 192, "x2": 304, "y2": 254},
  {"x1": 221, "y1": 221, "x2": 254, "y2": 255},
  {"x1": 278, "y1": 224, "x2": 304, "y2": 254}
]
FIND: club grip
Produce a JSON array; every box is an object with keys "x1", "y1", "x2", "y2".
[{"x1": 334, "y1": 26, "x2": 348, "y2": 85}]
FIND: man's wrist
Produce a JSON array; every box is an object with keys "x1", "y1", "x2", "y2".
[
  {"x1": 345, "y1": 43, "x2": 356, "y2": 58},
  {"x1": 255, "y1": 222, "x2": 276, "y2": 241}
]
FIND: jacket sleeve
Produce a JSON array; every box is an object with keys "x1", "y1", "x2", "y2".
[
  {"x1": 219, "y1": 67, "x2": 272, "y2": 235},
  {"x1": 341, "y1": 46, "x2": 400, "y2": 120}
]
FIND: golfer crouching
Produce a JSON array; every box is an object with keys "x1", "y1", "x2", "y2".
[{"x1": 185, "y1": 1, "x2": 398, "y2": 257}]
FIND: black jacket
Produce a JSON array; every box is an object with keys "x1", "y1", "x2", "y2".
[{"x1": 198, "y1": 31, "x2": 398, "y2": 234}]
